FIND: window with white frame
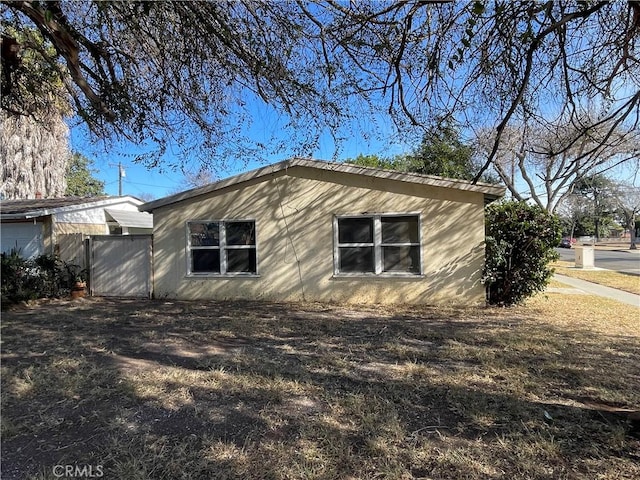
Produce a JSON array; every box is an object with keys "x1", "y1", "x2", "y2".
[
  {"x1": 334, "y1": 214, "x2": 421, "y2": 275},
  {"x1": 187, "y1": 220, "x2": 257, "y2": 275}
]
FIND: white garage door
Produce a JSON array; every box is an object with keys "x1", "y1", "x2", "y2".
[{"x1": 1, "y1": 223, "x2": 44, "y2": 258}]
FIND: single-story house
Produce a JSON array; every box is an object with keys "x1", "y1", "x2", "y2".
[
  {"x1": 141, "y1": 158, "x2": 505, "y2": 305},
  {"x1": 0, "y1": 195, "x2": 153, "y2": 258}
]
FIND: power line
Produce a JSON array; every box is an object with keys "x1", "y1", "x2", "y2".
[{"x1": 123, "y1": 179, "x2": 176, "y2": 189}]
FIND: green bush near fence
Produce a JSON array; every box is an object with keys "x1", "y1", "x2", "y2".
[{"x1": 1, "y1": 249, "x2": 85, "y2": 307}]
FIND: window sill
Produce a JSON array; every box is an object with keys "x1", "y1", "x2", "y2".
[
  {"x1": 186, "y1": 274, "x2": 261, "y2": 279},
  {"x1": 332, "y1": 273, "x2": 425, "y2": 279}
]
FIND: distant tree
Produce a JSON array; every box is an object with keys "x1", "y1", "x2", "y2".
[
  {"x1": 183, "y1": 168, "x2": 218, "y2": 188},
  {"x1": 170, "y1": 167, "x2": 218, "y2": 194},
  {"x1": 556, "y1": 193, "x2": 585, "y2": 240},
  {"x1": 345, "y1": 154, "x2": 399, "y2": 170},
  {"x1": 135, "y1": 192, "x2": 156, "y2": 203},
  {"x1": 480, "y1": 118, "x2": 640, "y2": 213},
  {"x1": 65, "y1": 152, "x2": 104, "y2": 197},
  {"x1": 573, "y1": 175, "x2": 617, "y2": 241},
  {"x1": 345, "y1": 123, "x2": 500, "y2": 183},
  {"x1": 404, "y1": 122, "x2": 475, "y2": 179},
  {"x1": 572, "y1": 216, "x2": 598, "y2": 238},
  {"x1": 612, "y1": 183, "x2": 640, "y2": 249}
]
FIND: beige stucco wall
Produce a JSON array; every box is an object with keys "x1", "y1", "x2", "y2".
[
  {"x1": 151, "y1": 166, "x2": 487, "y2": 305},
  {"x1": 55, "y1": 223, "x2": 108, "y2": 235}
]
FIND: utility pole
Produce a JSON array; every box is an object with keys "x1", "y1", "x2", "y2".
[
  {"x1": 118, "y1": 162, "x2": 125, "y2": 196},
  {"x1": 109, "y1": 162, "x2": 126, "y2": 196}
]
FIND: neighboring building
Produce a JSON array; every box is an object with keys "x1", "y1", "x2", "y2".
[
  {"x1": 141, "y1": 158, "x2": 504, "y2": 305},
  {"x1": 0, "y1": 196, "x2": 152, "y2": 258}
]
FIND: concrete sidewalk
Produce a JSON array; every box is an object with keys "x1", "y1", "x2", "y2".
[
  {"x1": 553, "y1": 274, "x2": 640, "y2": 307},
  {"x1": 584, "y1": 244, "x2": 640, "y2": 255}
]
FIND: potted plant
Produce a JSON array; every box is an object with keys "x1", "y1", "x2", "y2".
[{"x1": 70, "y1": 269, "x2": 88, "y2": 299}]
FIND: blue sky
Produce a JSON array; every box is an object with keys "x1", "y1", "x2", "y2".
[
  {"x1": 70, "y1": 131, "x2": 393, "y2": 201},
  {"x1": 69, "y1": 109, "x2": 411, "y2": 201},
  {"x1": 70, "y1": 117, "x2": 639, "y2": 205},
  {"x1": 67, "y1": 84, "x2": 638, "y2": 204}
]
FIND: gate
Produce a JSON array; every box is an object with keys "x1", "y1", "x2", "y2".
[
  {"x1": 89, "y1": 235, "x2": 152, "y2": 297},
  {"x1": 57, "y1": 234, "x2": 87, "y2": 271}
]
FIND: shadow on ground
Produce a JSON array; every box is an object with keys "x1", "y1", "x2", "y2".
[{"x1": 2, "y1": 298, "x2": 639, "y2": 479}]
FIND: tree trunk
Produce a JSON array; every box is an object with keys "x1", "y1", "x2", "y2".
[{"x1": 0, "y1": 112, "x2": 69, "y2": 199}]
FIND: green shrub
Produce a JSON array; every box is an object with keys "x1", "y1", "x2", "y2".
[
  {"x1": 483, "y1": 201, "x2": 561, "y2": 306},
  {"x1": 1, "y1": 249, "x2": 82, "y2": 307},
  {"x1": 1, "y1": 249, "x2": 39, "y2": 305}
]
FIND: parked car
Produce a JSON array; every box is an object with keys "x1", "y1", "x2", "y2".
[{"x1": 559, "y1": 238, "x2": 572, "y2": 248}]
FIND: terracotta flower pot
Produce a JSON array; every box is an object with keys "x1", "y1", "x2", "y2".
[{"x1": 71, "y1": 281, "x2": 86, "y2": 299}]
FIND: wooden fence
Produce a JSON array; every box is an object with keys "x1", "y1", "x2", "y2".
[{"x1": 56, "y1": 233, "x2": 87, "y2": 271}]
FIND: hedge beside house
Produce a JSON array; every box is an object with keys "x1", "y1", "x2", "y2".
[{"x1": 484, "y1": 201, "x2": 561, "y2": 306}]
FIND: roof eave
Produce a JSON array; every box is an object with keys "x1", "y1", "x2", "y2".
[
  {"x1": 1, "y1": 212, "x2": 44, "y2": 221},
  {"x1": 1, "y1": 195, "x2": 144, "y2": 218},
  {"x1": 140, "y1": 160, "x2": 292, "y2": 212},
  {"x1": 140, "y1": 158, "x2": 507, "y2": 211}
]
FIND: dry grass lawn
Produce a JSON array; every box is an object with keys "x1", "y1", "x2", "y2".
[
  {"x1": 553, "y1": 261, "x2": 640, "y2": 295},
  {"x1": 1, "y1": 294, "x2": 639, "y2": 479}
]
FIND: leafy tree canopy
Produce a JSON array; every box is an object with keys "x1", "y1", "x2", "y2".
[
  {"x1": 346, "y1": 154, "x2": 400, "y2": 171},
  {"x1": 65, "y1": 152, "x2": 104, "y2": 197},
  {"x1": 2, "y1": 1, "x2": 639, "y2": 175},
  {"x1": 346, "y1": 121, "x2": 500, "y2": 183},
  {"x1": 403, "y1": 122, "x2": 476, "y2": 179},
  {"x1": 1, "y1": 24, "x2": 69, "y2": 117}
]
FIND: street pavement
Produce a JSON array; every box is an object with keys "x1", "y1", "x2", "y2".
[{"x1": 556, "y1": 247, "x2": 640, "y2": 275}]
